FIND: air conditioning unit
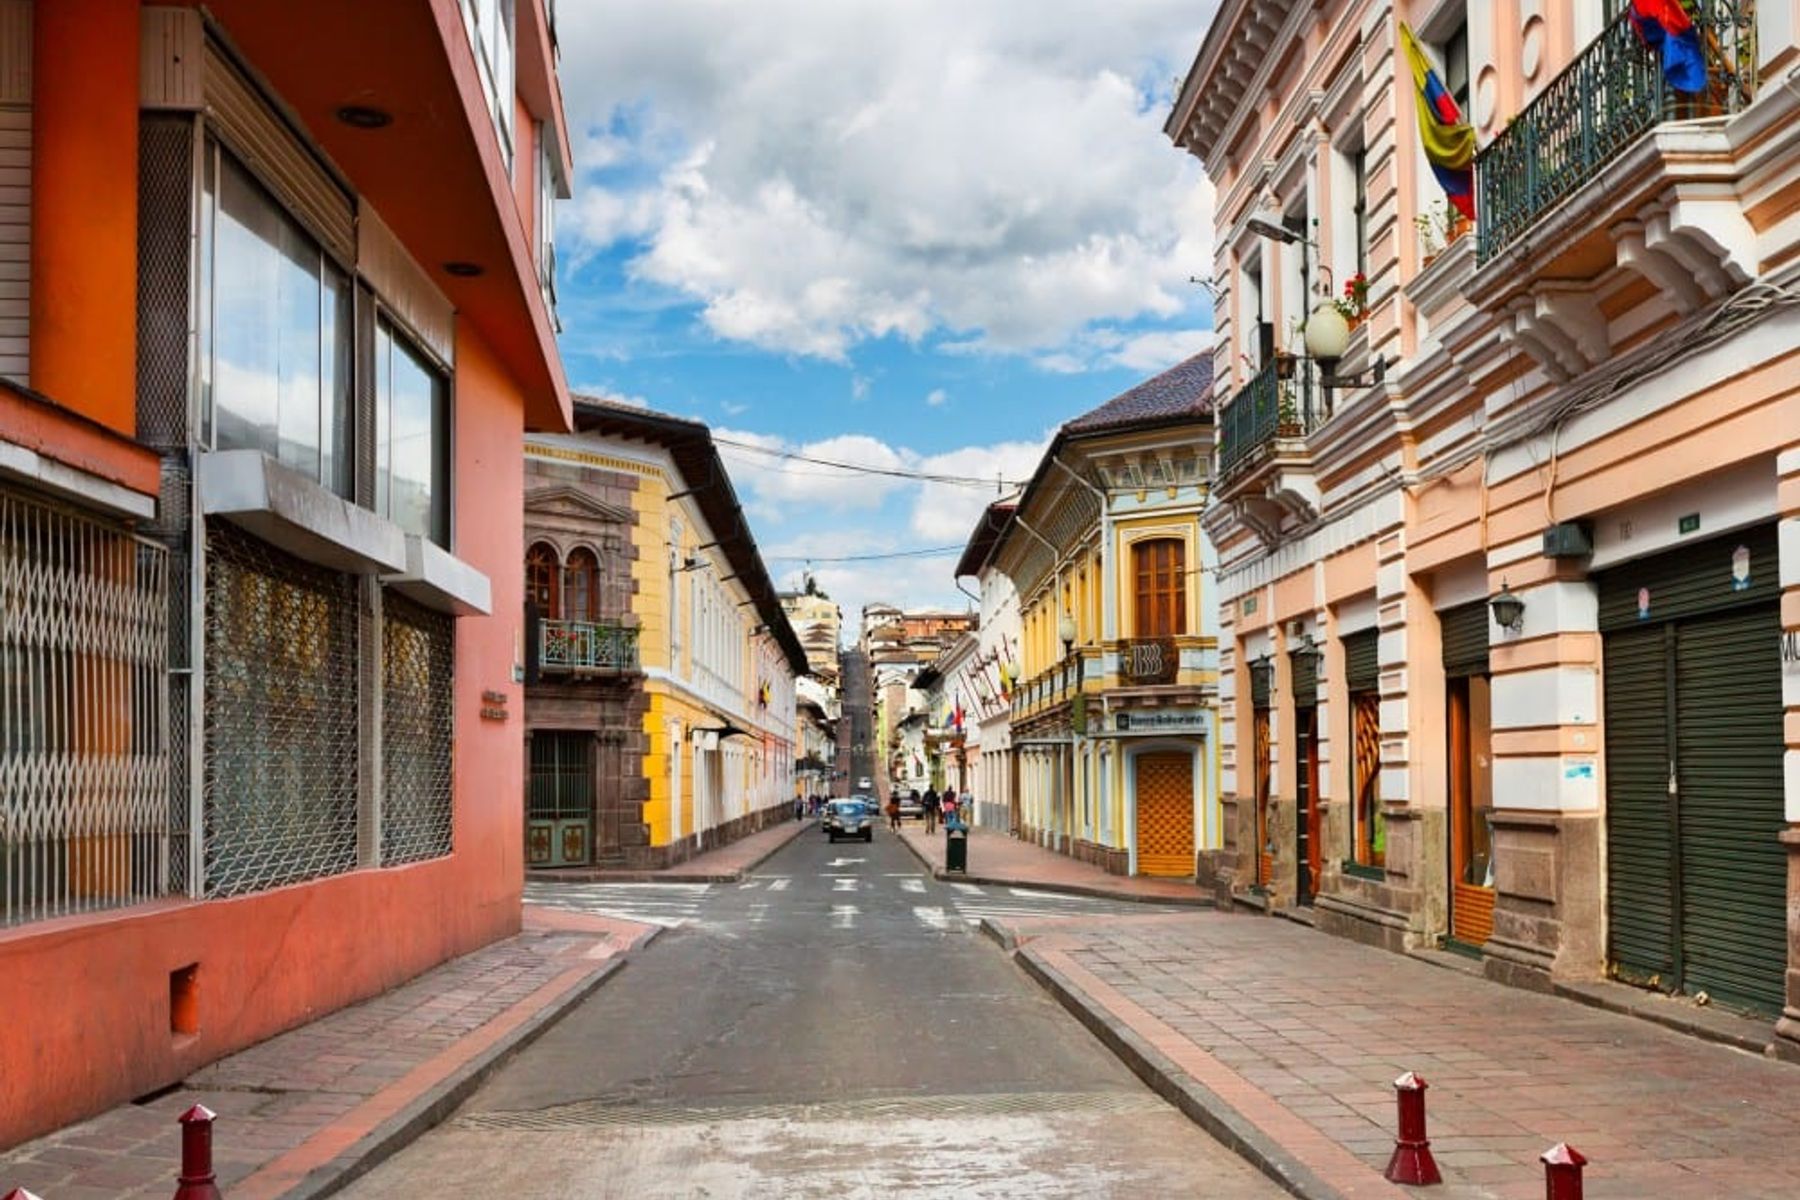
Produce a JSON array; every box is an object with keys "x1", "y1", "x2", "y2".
[{"x1": 1542, "y1": 521, "x2": 1593, "y2": 559}]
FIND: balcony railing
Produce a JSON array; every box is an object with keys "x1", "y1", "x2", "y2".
[
  {"x1": 1475, "y1": 0, "x2": 1757, "y2": 263},
  {"x1": 540, "y1": 618, "x2": 640, "y2": 672},
  {"x1": 1217, "y1": 356, "x2": 1323, "y2": 480}
]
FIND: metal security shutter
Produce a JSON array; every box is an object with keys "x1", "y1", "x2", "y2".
[
  {"x1": 1598, "y1": 525, "x2": 1779, "y2": 630},
  {"x1": 1674, "y1": 605, "x2": 1786, "y2": 1013},
  {"x1": 1344, "y1": 630, "x2": 1379, "y2": 692},
  {"x1": 1290, "y1": 647, "x2": 1318, "y2": 706},
  {"x1": 1440, "y1": 601, "x2": 1490, "y2": 677},
  {"x1": 1602, "y1": 623, "x2": 1674, "y2": 988}
]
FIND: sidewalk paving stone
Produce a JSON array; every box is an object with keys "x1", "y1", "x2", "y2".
[
  {"x1": 527, "y1": 812, "x2": 814, "y2": 882},
  {"x1": 1002, "y1": 908, "x2": 1800, "y2": 1199},
  {"x1": 0, "y1": 907, "x2": 656, "y2": 1200},
  {"x1": 894, "y1": 821, "x2": 1215, "y2": 905}
]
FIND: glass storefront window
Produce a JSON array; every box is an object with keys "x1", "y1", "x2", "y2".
[
  {"x1": 201, "y1": 147, "x2": 351, "y2": 496},
  {"x1": 375, "y1": 319, "x2": 450, "y2": 547}
]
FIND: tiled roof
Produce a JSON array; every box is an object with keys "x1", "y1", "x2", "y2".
[{"x1": 1063, "y1": 352, "x2": 1214, "y2": 434}]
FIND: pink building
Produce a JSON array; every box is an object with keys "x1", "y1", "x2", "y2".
[
  {"x1": 1170, "y1": 1, "x2": 1800, "y2": 1036},
  {"x1": 0, "y1": 0, "x2": 570, "y2": 1146}
]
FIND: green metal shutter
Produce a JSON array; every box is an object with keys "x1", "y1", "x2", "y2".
[
  {"x1": 1344, "y1": 630, "x2": 1379, "y2": 692},
  {"x1": 1598, "y1": 525, "x2": 1779, "y2": 630},
  {"x1": 1250, "y1": 660, "x2": 1271, "y2": 708},
  {"x1": 1440, "y1": 601, "x2": 1490, "y2": 677},
  {"x1": 1290, "y1": 648, "x2": 1318, "y2": 706},
  {"x1": 1673, "y1": 604, "x2": 1786, "y2": 1014},
  {"x1": 1603, "y1": 623, "x2": 1675, "y2": 988}
]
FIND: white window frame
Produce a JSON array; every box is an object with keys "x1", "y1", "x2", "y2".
[{"x1": 460, "y1": 0, "x2": 516, "y2": 173}]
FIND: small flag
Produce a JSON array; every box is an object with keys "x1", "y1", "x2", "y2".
[
  {"x1": 952, "y1": 695, "x2": 966, "y2": 732},
  {"x1": 1629, "y1": 0, "x2": 1708, "y2": 94},
  {"x1": 1400, "y1": 24, "x2": 1476, "y2": 221}
]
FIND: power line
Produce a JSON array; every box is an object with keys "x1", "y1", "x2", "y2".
[
  {"x1": 713, "y1": 435, "x2": 1030, "y2": 489},
  {"x1": 765, "y1": 545, "x2": 963, "y2": 563}
]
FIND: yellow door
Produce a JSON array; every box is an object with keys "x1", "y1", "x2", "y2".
[{"x1": 1136, "y1": 752, "x2": 1195, "y2": 877}]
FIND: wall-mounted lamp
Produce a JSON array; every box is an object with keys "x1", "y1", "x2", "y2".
[
  {"x1": 1290, "y1": 631, "x2": 1322, "y2": 663},
  {"x1": 1490, "y1": 580, "x2": 1526, "y2": 633},
  {"x1": 1058, "y1": 612, "x2": 1077, "y2": 658}
]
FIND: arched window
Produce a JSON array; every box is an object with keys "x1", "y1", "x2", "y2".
[
  {"x1": 1132, "y1": 538, "x2": 1186, "y2": 637},
  {"x1": 526, "y1": 542, "x2": 560, "y2": 618},
  {"x1": 563, "y1": 548, "x2": 600, "y2": 622}
]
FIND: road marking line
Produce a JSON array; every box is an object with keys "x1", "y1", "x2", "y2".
[
  {"x1": 828, "y1": 858, "x2": 867, "y2": 867},
  {"x1": 738, "y1": 880, "x2": 761, "y2": 890},
  {"x1": 899, "y1": 878, "x2": 926, "y2": 893},
  {"x1": 831, "y1": 904, "x2": 858, "y2": 928},
  {"x1": 913, "y1": 906, "x2": 949, "y2": 930},
  {"x1": 952, "y1": 882, "x2": 983, "y2": 894},
  {"x1": 767, "y1": 878, "x2": 791, "y2": 891},
  {"x1": 833, "y1": 878, "x2": 858, "y2": 891},
  {"x1": 1006, "y1": 888, "x2": 1086, "y2": 901}
]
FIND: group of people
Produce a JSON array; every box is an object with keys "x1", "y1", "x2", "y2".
[{"x1": 884, "y1": 787, "x2": 968, "y2": 833}]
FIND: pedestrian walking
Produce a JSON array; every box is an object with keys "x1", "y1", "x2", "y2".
[
  {"x1": 795, "y1": 795, "x2": 805, "y2": 821},
  {"x1": 942, "y1": 789, "x2": 959, "y2": 826},
  {"x1": 886, "y1": 796, "x2": 901, "y2": 832},
  {"x1": 923, "y1": 786, "x2": 940, "y2": 834}
]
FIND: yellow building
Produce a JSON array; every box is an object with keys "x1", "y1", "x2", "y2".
[
  {"x1": 983, "y1": 356, "x2": 1220, "y2": 877},
  {"x1": 524, "y1": 399, "x2": 807, "y2": 867}
]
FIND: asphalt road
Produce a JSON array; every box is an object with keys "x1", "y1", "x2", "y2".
[{"x1": 346, "y1": 827, "x2": 1280, "y2": 1199}]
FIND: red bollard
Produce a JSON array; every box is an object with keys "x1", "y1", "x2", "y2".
[
  {"x1": 1383, "y1": 1070, "x2": 1442, "y2": 1185},
  {"x1": 4, "y1": 1190, "x2": 46, "y2": 1200},
  {"x1": 174, "y1": 1104, "x2": 223, "y2": 1200},
  {"x1": 1542, "y1": 1142, "x2": 1588, "y2": 1200}
]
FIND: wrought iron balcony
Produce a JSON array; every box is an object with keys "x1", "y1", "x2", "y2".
[
  {"x1": 1217, "y1": 356, "x2": 1324, "y2": 481},
  {"x1": 539, "y1": 618, "x2": 640, "y2": 672},
  {"x1": 1475, "y1": 0, "x2": 1756, "y2": 263}
]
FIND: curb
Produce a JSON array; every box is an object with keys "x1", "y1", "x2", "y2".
[
  {"x1": 281, "y1": 927, "x2": 661, "y2": 1199},
  {"x1": 892, "y1": 827, "x2": 1214, "y2": 909},
  {"x1": 1012, "y1": 945, "x2": 1344, "y2": 1200}
]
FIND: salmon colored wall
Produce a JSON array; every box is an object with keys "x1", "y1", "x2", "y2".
[
  {"x1": 29, "y1": 0, "x2": 138, "y2": 434},
  {"x1": 0, "y1": 330, "x2": 528, "y2": 1153}
]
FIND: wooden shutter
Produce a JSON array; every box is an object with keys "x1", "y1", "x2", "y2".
[{"x1": 1133, "y1": 539, "x2": 1186, "y2": 638}]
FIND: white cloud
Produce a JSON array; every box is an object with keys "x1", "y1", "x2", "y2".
[
  {"x1": 555, "y1": 1, "x2": 1218, "y2": 366},
  {"x1": 925, "y1": 388, "x2": 948, "y2": 408},
  {"x1": 573, "y1": 385, "x2": 648, "y2": 408}
]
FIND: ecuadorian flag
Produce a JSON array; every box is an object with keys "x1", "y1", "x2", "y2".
[
  {"x1": 1629, "y1": 0, "x2": 1708, "y2": 94},
  {"x1": 1400, "y1": 23, "x2": 1476, "y2": 221}
]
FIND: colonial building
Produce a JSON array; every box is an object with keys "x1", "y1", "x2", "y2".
[
  {"x1": 782, "y1": 586, "x2": 843, "y2": 684},
  {"x1": 0, "y1": 0, "x2": 570, "y2": 1147},
  {"x1": 956, "y1": 499, "x2": 1024, "y2": 831},
  {"x1": 1168, "y1": 1, "x2": 1800, "y2": 1029},
  {"x1": 986, "y1": 356, "x2": 1221, "y2": 876},
  {"x1": 523, "y1": 400, "x2": 807, "y2": 868}
]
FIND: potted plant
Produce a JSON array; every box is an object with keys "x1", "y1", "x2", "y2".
[
  {"x1": 1333, "y1": 272, "x2": 1370, "y2": 330},
  {"x1": 1277, "y1": 384, "x2": 1302, "y2": 436},
  {"x1": 1417, "y1": 200, "x2": 1472, "y2": 266}
]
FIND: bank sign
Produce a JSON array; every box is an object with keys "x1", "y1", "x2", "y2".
[{"x1": 1113, "y1": 708, "x2": 1206, "y2": 734}]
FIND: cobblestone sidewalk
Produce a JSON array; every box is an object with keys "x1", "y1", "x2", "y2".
[
  {"x1": 1008, "y1": 910, "x2": 1800, "y2": 1200},
  {"x1": 0, "y1": 908, "x2": 655, "y2": 1199}
]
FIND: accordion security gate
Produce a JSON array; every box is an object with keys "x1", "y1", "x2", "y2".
[
  {"x1": 383, "y1": 594, "x2": 455, "y2": 865},
  {"x1": 0, "y1": 484, "x2": 171, "y2": 926}
]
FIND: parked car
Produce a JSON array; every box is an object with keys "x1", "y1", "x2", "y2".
[
  {"x1": 896, "y1": 792, "x2": 923, "y2": 821},
  {"x1": 824, "y1": 798, "x2": 874, "y2": 843}
]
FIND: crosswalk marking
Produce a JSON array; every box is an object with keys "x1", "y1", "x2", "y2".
[
  {"x1": 831, "y1": 904, "x2": 858, "y2": 929},
  {"x1": 952, "y1": 882, "x2": 982, "y2": 895},
  {"x1": 739, "y1": 880, "x2": 761, "y2": 890},
  {"x1": 943, "y1": 884, "x2": 1184, "y2": 929},
  {"x1": 524, "y1": 880, "x2": 712, "y2": 928},
  {"x1": 913, "y1": 906, "x2": 950, "y2": 930},
  {"x1": 899, "y1": 878, "x2": 926, "y2": 894},
  {"x1": 833, "y1": 878, "x2": 858, "y2": 891},
  {"x1": 766, "y1": 878, "x2": 791, "y2": 891}
]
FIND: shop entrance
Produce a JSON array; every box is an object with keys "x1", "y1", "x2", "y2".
[
  {"x1": 527, "y1": 732, "x2": 593, "y2": 867},
  {"x1": 1600, "y1": 526, "x2": 1785, "y2": 1014},
  {"x1": 1135, "y1": 751, "x2": 1195, "y2": 877},
  {"x1": 1441, "y1": 600, "x2": 1494, "y2": 947}
]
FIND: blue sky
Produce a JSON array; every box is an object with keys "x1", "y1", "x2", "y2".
[{"x1": 552, "y1": 1, "x2": 1219, "y2": 620}]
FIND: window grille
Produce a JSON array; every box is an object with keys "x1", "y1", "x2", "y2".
[
  {"x1": 382, "y1": 592, "x2": 454, "y2": 865},
  {"x1": 202, "y1": 524, "x2": 359, "y2": 896},
  {"x1": 1, "y1": 484, "x2": 171, "y2": 926}
]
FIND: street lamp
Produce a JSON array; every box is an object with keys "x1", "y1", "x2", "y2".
[
  {"x1": 1490, "y1": 580, "x2": 1526, "y2": 633},
  {"x1": 1058, "y1": 612, "x2": 1077, "y2": 658}
]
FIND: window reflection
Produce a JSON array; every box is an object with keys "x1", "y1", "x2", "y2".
[
  {"x1": 201, "y1": 146, "x2": 351, "y2": 496},
  {"x1": 375, "y1": 320, "x2": 450, "y2": 547}
]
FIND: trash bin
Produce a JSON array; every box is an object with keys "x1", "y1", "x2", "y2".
[{"x1": 945, "y1": 818, "x2": 969, "y2": 873}]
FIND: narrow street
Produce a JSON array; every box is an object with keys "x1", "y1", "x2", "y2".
[{"x1": 346, "y1": 829, "x2": 1279, "y2": 1198}]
